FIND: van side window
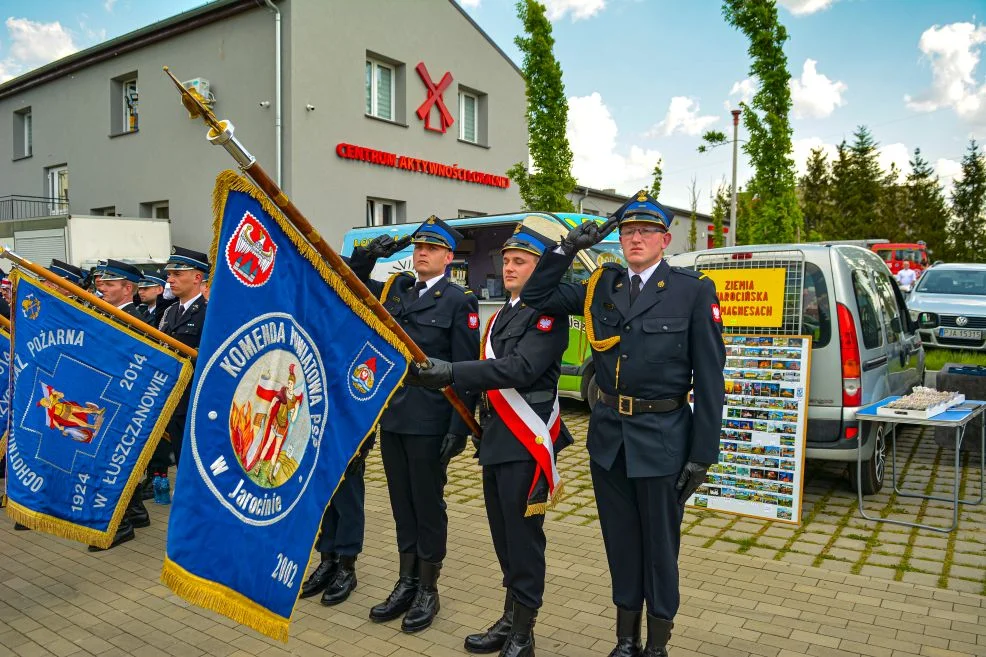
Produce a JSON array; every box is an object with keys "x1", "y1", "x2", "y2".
[
  {"x1": 872, "y1": 273, "x2": 902, "y2": 343},
  {"x1": 562, "y1": 256, "x2": 591, "y2": 285},
  {"x1": 851, "y1": 271, "x2": 883, "y2": 349},
  {"x1": 801, "y1": 262, "x2": 831, "y2": 348}
]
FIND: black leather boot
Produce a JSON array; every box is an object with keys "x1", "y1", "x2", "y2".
[
  {"x1": 321, "y1": 555, "x2": 357, "y2": 606},
  {"x1": 125, "y1": 493, "x2": 150, "y2": 528},
  {"x1": 89, "y1": 518, "x2": 135, "y2": 551},
  {"x1": 498, "y1": 602, "x2": 536, "y2": 657},
  {"x1": 369, "y1": 552, "x2": 418, "y2": 622},
  {"x1": 465, "y1": 590, "x2": 514, "y2": 653},
  {"x1": 608, "y1": 608, "x2": 642, "y2": 657},
  {"x1": 401, "y1": 560, "x2": 441, "y2": 633},
  {"x1": 140, "y1": 475, "x2": 156, "y2": 501},
  {"x1": 641, "y1": 614, "x2": 673, "y2": 657},
  {"x1": 13, "y1": 523, "x2": 30, "y2": 531},
  {"x1": 300, "y1": 553, "x2": 338, "y2": 599}
]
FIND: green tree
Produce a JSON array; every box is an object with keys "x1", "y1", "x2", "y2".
[
  {"x1": 844, "y1": 126, "x2": 883, "y2": 240},
  {"x1": 650, "y1": 158, "x2": 663, "y2": 199},
  {"x1": 711, "y1": 183, "x2": 729, "y2": 248},
  {"x1": 877, "y1": 163, "x2": 907, "y2": 241},
  {"x1": 687, "y1": 179, "x2": 699, "y2": 251},
  {"x1": 714, "y1": 0, "x2": 801, "y2": 244},
  {"x1": 506, "y1": 0, "x2": 576, "y2": 212},
  {"x1": 949, "y1": 139, "x2": 986, "y2": 263},
  {"x1": 904, "y1": 149, "x2": 949, "y2": 259},
  {"x1": 799, "y1": 147, "x2": 833, "y2": 241},
  {"x1": 828, "y1": 141, "x2": 854, "y2": 239}
]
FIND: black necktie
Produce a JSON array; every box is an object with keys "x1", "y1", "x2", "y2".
[
  {"x1": 174, "y1": 303, "x2": 187, "y2": 325},
  {"x1": 414, "y1": 281, "x2": 427, "y2": 297},
  {"x1": 630, "y1": 274, "x2": 642, "y2": 305}
]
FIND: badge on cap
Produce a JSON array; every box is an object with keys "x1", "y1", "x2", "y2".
[
  {"x1": 468, "y1": 313, "x2": 479, "y2": 329},
  {"x1": 536, "y1": 316, "x2": 554, "y2": 332}
]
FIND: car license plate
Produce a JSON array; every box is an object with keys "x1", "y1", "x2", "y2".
[{"x1": 940, "y1": 328, "x2": 982, "y2": 340}]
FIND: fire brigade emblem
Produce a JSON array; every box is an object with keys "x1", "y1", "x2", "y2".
[
  {"x1": 36, "y1": 383, "x2": 105, "y2": 444},
  {"x1": 225, "y1": 211, "x2": 277, "y2": 287},
  {"x1": 21, "y1": 294, "x2": 41, "y2": 320},
  {"x1": 348, "y1": 342, "x2": 396, "y2": 402},
  {"x1": 190, "y1": 313, "x2": 328, "y2": 525}
]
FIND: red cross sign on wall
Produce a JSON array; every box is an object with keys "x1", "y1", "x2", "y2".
[{"x1": 415, "y1": 62, "x2": 454, "y2": 134}]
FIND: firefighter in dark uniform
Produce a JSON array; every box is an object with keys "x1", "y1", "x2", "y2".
[
  {"x1": 521, "y1": 192, "x2": 726, "y2": 657},
  {"x1": 137, "y1": 270, "x2": 177, "y2": 329},
  {"x1": 50, "y1": 259, "x2": 85, "y2": 287},
  {"x1": 88, "y1": 260, "x2": 152, "y2": 550},
  {"x1": 299, "y1": 436, "x2": 374, "y2": 607},
  {"x1": 412, "y1": 226, "x2": 571, "y2": 657},
  {"x1": 348, "y1": 216, "x2": 479, "y2": 633},
  {"x1": 160, "y1": 247, "x2": 209, "y2": 468}
]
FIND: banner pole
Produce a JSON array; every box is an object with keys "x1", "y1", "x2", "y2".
[
  {"x1": 162, "y1": 66, "x2": 481, "y2": 437},
  {"x1": 0, "y1": 248, "x2": 197, "y2": 361}
]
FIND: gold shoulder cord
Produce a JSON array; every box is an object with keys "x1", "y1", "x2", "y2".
[
  {"x1": 583, "y1": 267, "x2": 620, "y2": 352},
  {"x1": 380, "y1": 272, "x2": 403, "y2": 303}
]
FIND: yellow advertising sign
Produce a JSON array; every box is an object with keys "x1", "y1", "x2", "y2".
[{"x1": 700, "y1": 267, "x2": 786, "y2": 328}]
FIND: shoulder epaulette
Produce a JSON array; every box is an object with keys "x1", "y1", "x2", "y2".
[
  {"x1": 602, "y1": 262, "x2": 624, "y2": 271},
  {"x1": 447, "y1": 281, "x2": 470, "y2": 294},
  {"x1": 672, "y1": 266, "x2": 704, "y2": 279}
]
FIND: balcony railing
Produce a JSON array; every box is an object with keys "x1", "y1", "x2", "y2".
[{"x1": 0, "y1": 195, "x2": 70, "y2": 220}]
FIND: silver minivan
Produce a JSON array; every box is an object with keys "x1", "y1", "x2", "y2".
[{"x1": 670, "y1": 244, "x2": 925, "y2": 494}]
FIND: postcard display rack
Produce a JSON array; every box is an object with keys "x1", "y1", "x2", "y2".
[{"x1": 688, "y1": 334, "x2": 812, "y2": 524}]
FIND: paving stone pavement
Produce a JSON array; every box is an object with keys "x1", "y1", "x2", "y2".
[{"x1": 3, "y1": 401, "x2": 986, "y2": 657}]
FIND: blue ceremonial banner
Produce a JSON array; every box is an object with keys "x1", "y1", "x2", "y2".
[
  {"x1": 0, "y1": 319, "x2": 27, "y2": 461},
  {"x1": 162, "y1": 171, "x2": 410, "y2": 641},
  {"x1": 4, "y1": 274, "x2": 192, "y2": 547}
]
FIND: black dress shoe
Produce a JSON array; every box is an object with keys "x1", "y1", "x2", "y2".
[
  {"x1": 321, "y1": 555, "x2": 356, "y2": 606},
  {"x1": 465, "y1": 591, "x2": 513, "y2": 653},
  {"x1": 300, "y1": 554, "x2": 339, "y2": 599},
  {"x1": 401, "y1": 560, "x2": 441, "y2": 633},
  {"x1": 608, "y1": 608, "x2": 643, "y2": 657},
  {"x1": 369, "y1": 552, "x2": 418, "y2": 622},
  {"x1": 89, "y1": 521, "x2": 135, "y2": 551},
  {"x1": 126, "y1": 495, "x2": 150, "y2": 529},
  {"x1": 13, "y1": 523, "x2": 30, "y2": 531}
]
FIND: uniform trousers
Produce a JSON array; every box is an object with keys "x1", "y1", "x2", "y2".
[
  {"x1": 166, "y1": 413, "x2": 187, "y2": 467},
  {"x1": 590, "y1": 446, "x2": 684, "y2": 620},
  {"x1": 483, "y1": 459, "x2": 546, "y2": 610},
  {"x1": 380, "y1": 431, "x2": 448, "y2": 563},
  {"x1": 316, "y1": 459, "x2": 367, "y2": 557}
]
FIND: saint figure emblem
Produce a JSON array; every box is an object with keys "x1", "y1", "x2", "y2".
[{"x1": 36, "y1": 383, "x2": 105, "y2": 443}]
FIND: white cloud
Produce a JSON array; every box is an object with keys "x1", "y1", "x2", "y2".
[
  {"x1": 935, "y1": 157, "x2": 963, "y2": 181},
  {"x1": 905, "y1": 22, "x2": 986, "y2": 125},
  {"x1": 777, "y1": 0, "x2": 837, "y2": 15},
  {"x1": 789, "y1": 59, "x2": 847, "y2": 119},
  {"x1": 542, "y1": 0, "x2": 606, "y2": 21},
  {"x1": 648, "y1": 96, "x2": 719, "y2": 137},
  {"x1": 792, "y1": 137, "x2": 837, "y2": 177},
  {"x1": 567, "y1": 92, "x2": 662, "y2": 193},
  {"x1": 104, "y1": 0, "x2": 118, "y2": 12},
  {"x1": 729, "y1": 78, "x2": 755, "y2": 104},
  {"x1": 0, "y1": 17, "x2": 79, "y2": 83},
  {"x1": 877, "y1": 143, "x2": 911, "y2": 182}
]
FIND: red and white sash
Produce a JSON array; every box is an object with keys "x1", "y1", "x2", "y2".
[{"x1": 482, "y1": 308, "x2": 562, "y2": 502}]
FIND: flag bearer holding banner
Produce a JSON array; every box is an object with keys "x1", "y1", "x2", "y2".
[
  {"x1": 411, "y1": 226, "x2": 571, "y2": 657},
  {"x1": 521, "y1": 192, "x2": 726, "y2": 657},
  {"x1": 1, "y1": 250, "x2": 193, "y2": 551}
]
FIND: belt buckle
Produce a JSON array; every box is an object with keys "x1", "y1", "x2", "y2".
[{"x1": 618, "y1": 395, "x2": 633, "y2": 416}]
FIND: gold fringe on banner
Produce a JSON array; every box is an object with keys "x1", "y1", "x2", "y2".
[
  {"x1": 161, "y1": 558, "x2": 290, "y2": 642},
  {"x1": 210, "y1": 170, "x2": 411, "y2": 360},
  {"x1": 5, "y1": 273, "x2": 193, "y2": 548}
]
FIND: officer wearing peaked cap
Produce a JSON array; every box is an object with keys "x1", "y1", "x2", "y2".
[
  {"x1": 346, "y1": 215, "x2": 479, "y2": 633},
  {"x1": 137, "y1": 270, "x2": 176, "y2": 330},
  {"x1": 50, "y1": 259, "x2": 85, "y2": 286},
  {"x1": 521, "y1": 192, "x2": 726, "y2": 657},
  {"x1": 87, "y1": 259, "x2": 151, "y2": 551},
  {"x1": 411, "y1": 225, "x2": 571, "y2": 657},
  {"x1": 160, "y1": 246, "x2": 209, "y2": 468}
]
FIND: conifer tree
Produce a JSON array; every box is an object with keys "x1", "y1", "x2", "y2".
[{"x1": 949, "y1": 139, "x2": 986, "y2": 262}]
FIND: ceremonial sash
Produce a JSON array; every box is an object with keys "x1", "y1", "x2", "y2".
[{"x1": 481, "y1": 308, "x2": 561, "y2": 517}]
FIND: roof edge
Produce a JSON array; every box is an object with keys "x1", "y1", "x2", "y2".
[{"x1": 448, "y1": 0, "x2": 522, "y2": 78}]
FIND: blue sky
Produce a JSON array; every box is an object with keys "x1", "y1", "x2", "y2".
[{"x1": 2, "y1": 0, "x2": 984, "y2": 212}]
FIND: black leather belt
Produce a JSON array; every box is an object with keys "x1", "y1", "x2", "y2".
[
  {"x1": 598, "y1": 391, "x2": 687, "y2": 416},
  {"x1": 520, "y1": 390, "x2": 556, "y2": 404}
]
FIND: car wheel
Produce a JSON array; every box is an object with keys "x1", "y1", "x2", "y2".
[
  {"x1": 850, "y1": 422, "x2": 887, "y2": 496},
  {"x1": 581, "y1": 366, "x2": 599, "y2": 411}
]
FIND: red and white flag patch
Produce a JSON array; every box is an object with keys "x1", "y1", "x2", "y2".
[
  {"x1": 536, "y1": 316, "x2": 554, "y2": 332},
  {"x1": 711, "y1": 304, "x2": 722, "y2": 323},
  {"x1": 468, "y1": 312, "x2": 480, "y2": 329}
]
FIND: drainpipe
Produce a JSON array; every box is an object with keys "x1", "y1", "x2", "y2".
[
  {"x1": 578, "y1": 186, "x2": 590, "y2": 213},
  {"x1": 263, "y1": 0, "x2": 282, "y2": 187}
]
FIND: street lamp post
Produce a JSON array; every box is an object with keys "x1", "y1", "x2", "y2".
[{"x1": 730, "y1": 109, "x2": 741, "y2": 247}]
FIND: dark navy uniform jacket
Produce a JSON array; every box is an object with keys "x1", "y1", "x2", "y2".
[
  {"x1": 160, "y1": 295, "x2": 208, "y2": 417},
  {"x1": 141, "y1": 295, "x2": 177, "y2": 330},
  {"x1": 453, "y1": 301, "x2": 572, "y2": 467},
  {"x1": 119, "y1": 301, "x2": 149, "y2": 324},
  {"x1": 521, "y1": 252, "x2": 725, "y2": 478},
  {"x1": 349, "y1": 251, "x2": 479, "y2": 437}
]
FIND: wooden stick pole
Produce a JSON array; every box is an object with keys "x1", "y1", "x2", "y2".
[
  {"x1": 0, "y1": 248, "x2": 197, "y2": 360},
  {"x1": 161, "y1": 67, "x2": 480, "y2": 437}
]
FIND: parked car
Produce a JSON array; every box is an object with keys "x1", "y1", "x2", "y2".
[
  {"x1": 906, "y1": 263, "x2": 986, "y2": 352},
  {"x1": 669, "y1": 244, "x2": 925, "y2": 495}
]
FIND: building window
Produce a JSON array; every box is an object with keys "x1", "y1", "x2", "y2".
[
  {"x1": 458, "y1": 210, "x2": 486, "y2": 218},
  {"x1": 13, "y1": 107, "x2": 32, "y2": 158},
  {"x1": 111, "y1": 72, "x2": 139, "y2": 135},
  {"x1": 140, "y1": 200, "x2": 169, "y2": 219},
  {"x1": 91, "y1": 206, "x2": 117, "y2": 216},
  {"x1": 365, "y1": 58, "x2": 395, "y2": 121},
  {"x1": 46, "y1": 165, "x2": 69, "y2": 215},
  {"x1": 459, "y1": 92, "x2": 477, "y2": 143},
  {"x1": 366, "y1": 197, "x2": 405, "y2": 227}
]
